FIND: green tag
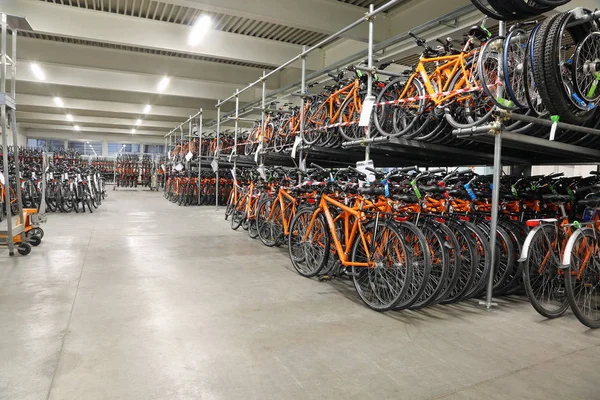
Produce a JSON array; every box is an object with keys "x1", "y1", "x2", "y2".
[
  {"x1": 411, "y1": 180, "x2": 422, "y2": 199},
  {"x1": 356, "y1": 69, "x2": 363, "y2": 78},
  {"x1": 550, "y1": 115, "x2": 560, "y2": 123},
  {"x1": 497, "y1": 97, "x2": 513, "y2": 108},
  {"x1": 530, "y1": 183, "x2": 537, "y2": 191},
  {"x1": 587, "y1": 73, "x2": 600, "y2": 98},
  {"x1": 511, "y1": 185, "x2": 518, "y2": 197},
  {"x1": 480, "y1": 23, "x2": 492, "y2": 38},
  {"x1": 574, "y1": 220, "x2": 581, "y2": 229},
  {"x1": 567, "y1": 187, "x2": 575, "y2": 201}
]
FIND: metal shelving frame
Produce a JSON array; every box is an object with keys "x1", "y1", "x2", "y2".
[
  {"x1": 1, "y1": 14, "x2": 31, "y2": 256},
  {"x1": 180, "y1": 2, "x2": 600, "y2": 309}
]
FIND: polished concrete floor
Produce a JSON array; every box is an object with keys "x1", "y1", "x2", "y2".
[{"x1": 1, "y1": 190, "x2": 599, "y2": 400}]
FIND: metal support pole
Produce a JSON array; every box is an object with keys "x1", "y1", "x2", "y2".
[
  {"x1": 0, "y1": 14, "x2": 13, "y2": 255},
  {"x1": 482, "y1": 20, "x2": 506, "y2": 310},
  {"x1": 198, "y1": 112, "x2": 203, "y2": 206},
  {"x1": 234, "y1": 90, "x2": 239, "y2": 187},
  {"x1": 298, "y1": 45, "x2": 307, "y2": 174},
  {"x1": 259, "y1": 71, "x2": 266, "y2": 165},
  {"x1": 215, "y1": 103, "x2": 221, "y2": 210},
  {"x1": 364, "y1": 3, "x2": 375, "y2": 162}
]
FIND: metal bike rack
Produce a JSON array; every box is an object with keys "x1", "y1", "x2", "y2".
[{"x1": 0, "y1": 13, "x2": 31, "y2": 256}]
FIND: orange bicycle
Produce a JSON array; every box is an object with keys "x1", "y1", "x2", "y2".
[{"x1": 287, "y1": 164, "x2": 412, "y2": 311}]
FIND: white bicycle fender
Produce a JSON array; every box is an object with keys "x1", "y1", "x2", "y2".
[
  {"x1": 517, "y1": 224, "x2": 545, "y2": 263},
  {"x1": 561, "y1": 228, "x2": 590, "y2": 268}
]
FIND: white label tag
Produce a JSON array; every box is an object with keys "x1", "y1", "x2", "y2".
[
  {"x1": 185, "y1": 151, "x2": 193, "y2": 161},
  {"x1": 175, "y1": 163, "x2": 183, "y2": 171},
  {"x1": 32, "y1": 172, "x2": 37, "y2": 179},
  {"x1": 0, "y1": 171, "x2": 4, "y2": 185},
  {"x1": 359, "y1": 95, "x2": 376, "y2": 127},
  {"x1": 161, "y1": 164, "x2": 166, "y2": 172},
  {"x1": 356, "y1": 160, "x2": 376, "y2": 184},
  {"x1": 254, "y1": 144, "x2": 263, "y2": 163},
  {"x1": 228, "y1": 152, "x2": 234, "y2": 162},
  {"x1": 299, "y1": 157, "x2": 306, "y2": 172},
  {"x1": 257, "y1": 166, "x2": 267, "y2": 181},
  {"x1": 231, "y1": 168, "x2": 236, "y2": 182},
  {"x1": 291, "y1": 136, "x2": 302, "y2": 158},
  {"x1": 550, "y1": 122, "x2": 557, "y2": 141},
  {"x1": 211, "y1": 159, "x2": 218, "y2": 172},
  {"x1": 63, "y1": 173, "x2": 68, "y2": 180},
  {"x1": 49, "y1": 172, "x2": 54, "y2": 179},
  {"x1": 70, "y1": 182, "x2": 74, "y2": 191}
]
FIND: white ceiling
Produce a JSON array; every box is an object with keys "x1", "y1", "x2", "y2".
[{"x1": 1, "y1": 0, "x2": 471, "y2": 141}]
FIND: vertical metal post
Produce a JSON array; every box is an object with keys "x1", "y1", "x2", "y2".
[
  {"x1": 298, "y1": 45, "x2": 307, "y2": 175},
  {"x1": 11, "y1": 110, "x2": 24, "y2": 222},
  {"x1": 260, "y1": 71, "x2": 266, "y2": 166},
  {"x1": 0, "y1": 14, "x2": 13, "y2": 255},
  {"x1": 365, "y1": 3, "x2": 374, "y2": 162},
  {"x1": 234, "y1": 90, "x2": 239, "y2": 187},
  {"x1": 483, "y1": 20, "x2": 506, "y2": 309},
  {"x1": 39, "y1": 151, "x2": 47, "y2": 215},
  {"x1": 198, "y1": 112, "x2": 203, "y2": 206},
  {"x1": 215, "y1": 103, "x2": 221, "y2": 210}
]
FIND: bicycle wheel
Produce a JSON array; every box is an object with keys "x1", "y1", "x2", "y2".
[
  {"x1": 504, "y1": 28, "x2": 530, "y2": 109},
  {"x1": 564, "y1": 228, "x2": 600, "y2": 328},
  {"x1": 411, "y1": 223, "x2": 450, "y2": 309},
  {"x1": 230, "y1": 196, "x2": 246, "y2": 231},
  {"x1": 304, "y1": 101, "x2": 328, "y2": 145},
  {"x1": 523, "y1": 24, "x2": 548, "y2": 117},
  {"x1": 392, "y1": 78, "x2": 426, "y2": 137},
  {"x1": 338, "y1": 96, "x2": 363, "y2": 141},
  {"x1": 288, "y1": 207, "x2": 329, "y2": 278},
  {"x1": 462, "y1": 222, "x2": 492, "y2": 299},
  {"x1": 257, "y1": 197, "x2": 283, "y2": 247},
  {"x1": 351, "y1": 220, "x2": 412, "y2": 311},
  {"x1": 522, "y1": 224, "x2": 569, "y2": 318},
  {"x1": 430, "y1": 221, "x2": 462, "y2": 303},
  {"x1": 573, "y1": 32, "x2": 600, "y2": 105},
  {"x1": 442, "y1": 220, "x2": 478, "y2": 303},
  {"x1": 248, "y1": 217, "x2": 259, "y2": 239},
  {"x1": 393, "y1": 221, "x2": 431, "y2": 310}
]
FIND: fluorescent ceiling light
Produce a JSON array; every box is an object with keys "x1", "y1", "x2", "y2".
[
  {"x1": 157, "y1": 77, "x2": 170, "y2": 92},
  {"x1": 66, "y1": 114, "x2": 73, "y2": 121},
  {"x1": 54, "y1": 97, "x2": 64, "y2": 107},
  {"x1": 135, "y1": 119, "x2": 142, "y2": 126},
  {"x1": 144, "y1": 104, "x2": 151, "y2": 114},
  {"x1": 131, "y1": 128, "x2": 136, "y2": 134},
  {"x1": 74, "y1": 125, "x2": 80, "y2": 131},
  {"x1": 30, "y1": 63, "x2": 46, "y2": 81},
  {"x1": 188, "y1": 15, "x2": 212, "y2": 46}
]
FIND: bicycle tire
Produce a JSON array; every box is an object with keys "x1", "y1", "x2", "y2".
[
  {"x1": 522, "y1": 224, "x2": 569, "y2": 318},
  {"x1": 288, "y1": 207, "x2": 329, "y2": 278},
  {"x1": 564, "y1": 228, "x2": 600, "y2": 328},
  {"x1": 462, "y1": 221, "x2": 492, "y2": 299},
  {"x1": 351, "y1": 220, "x2": 412, "y2": 311}
]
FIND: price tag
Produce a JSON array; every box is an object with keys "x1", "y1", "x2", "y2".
[
  {"x1": 550, "y1": 115, "x2": 559, "y2": 141},
  {"x1": 211, "y1": 158, "x2": 218, "y2": 172},
  {"x1": 257, "y1": 165, "x2": 267, "y2": 181},
  {"x1": 175, "y1": 163, "x2": 184, "y2": 171},
  {"x1": 356, "y1": 160, "x2": 376, "y2": 184},
  {"x1": 0, "y1": 171, "x2": 4, "y2": 185},
  {"x1": 359, "y1": 95, "x2": 376, "y2": 127},
  {"x1": 254, "y1": 144, "x2": 263, "y2": 163},
  {"x1": 291, "y1": 136, "x2": 302, "y2": 158},
  {"x1": 185, "y1": 151, "x2": 193, "y2": 161}
]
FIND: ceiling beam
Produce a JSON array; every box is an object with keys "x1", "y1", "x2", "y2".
[
  {"x1": 16, "y1": 111, "x2": 177, "y2": 130},
  {"x1": 20, "y1": 123, "x2": 164, "y2": 136},
  {"x1": 3, "y1": 0, "x2": 323, "y2": 69},
  {"x1": 16, "y1": 94, "x2": 216, "y2": 119},
  {"x1": 156, "y1": 0, "x2": 389, "y2": 42},
  {"x1": 17, "y1": 61, "x2": 256, "y2": 102},
  {"x1": 15, "y1": 36, "x2": 281, "y2": 89}
]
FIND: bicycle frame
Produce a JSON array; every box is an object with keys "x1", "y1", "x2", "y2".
[{"x1": 266, "y1": 189, "x2": 298, "y2": 236}]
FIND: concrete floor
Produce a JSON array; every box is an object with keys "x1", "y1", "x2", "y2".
[{"x1": 1, "y1": 190, "x2": 599, "y2": 400}]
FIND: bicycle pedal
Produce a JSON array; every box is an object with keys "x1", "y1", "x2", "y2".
[{"x1": 318, "y1": 275, "x2": 332, "y2": 282}]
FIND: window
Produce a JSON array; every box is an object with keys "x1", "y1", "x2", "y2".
[
  {"x1": 68, "y1": 141, "x2": 85, "y2": 153},
  {"x1": 68, "y1": 141, "x2": 101, "y2": 155},
  {"x1": 108, "y1": 143, "x2": 140, "y2": 155},
  {"x1": 144, "y1": 144, "x2": 165, "y2": 154},
  {"x1": 28, "y1": 138, "x2": 46, "y2": 148},
  {"x1": 48, "y1": 140, "x2": 65, "y2": 151}
]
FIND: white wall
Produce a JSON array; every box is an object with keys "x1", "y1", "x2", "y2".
[{"x1": 532, "y1": 165, "x2": 599, "y2": 178}]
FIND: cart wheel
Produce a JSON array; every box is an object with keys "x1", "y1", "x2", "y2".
[
  {"x1": 18, "y1": 243, "x2": 32, "y2": 256},
  {"x1": 28, "y1": 235, "x2": 42, "y2": 247},
  {"x1": 31, "y1": 227, "x2": 44, "y2": 239}
]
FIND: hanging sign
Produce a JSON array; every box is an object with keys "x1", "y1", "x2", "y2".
[
  {"x1": 359, "y1": 95, "x2": 376, "y2": 127},
  {"x1": 291, "y1": 136, "x2": 302, "y2": 158},
  {"x1": 254, "y1": 144, "x2": 263, "y2": 163},
  {"x1": 257, "y1": 165, "x2": 267, "y2": 181},
  {"x1": 211, "y1": 159, "x2": 219, "y2": 172},
  {"x1": 185, "y1": 151, "x2": 193, "y2": 161},
  {"x1": 0, "y1": 171, "x2": 4, "y2": 185},
  {"x1": 231, "y1": 168, "x2": 237, "y2": 182},
  {"x1": 356, "y1": 160, "x2": 376, "y2": 184},
  {"x1": 175, "y1": 163, "x2": 184, "y2": 171}
]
